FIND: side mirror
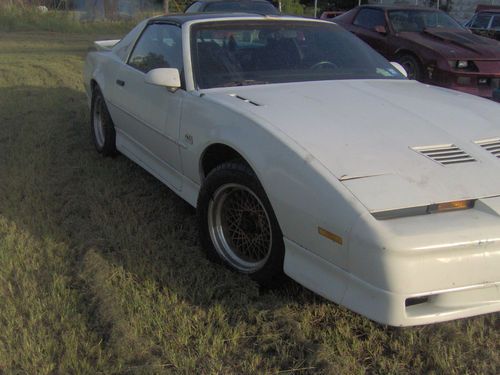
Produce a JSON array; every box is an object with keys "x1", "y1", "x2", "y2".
[
  {"x1": 374, "y1": 25, "x2": 387, "y2": 34},
  {"x1": 390, "y1": 61, "x2": 408, "y2": 78},
  {"x1": 145, "y1": 68, "x2": 181, "y2": 90}
]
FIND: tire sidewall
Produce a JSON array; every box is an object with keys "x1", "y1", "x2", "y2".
[
  {"x1": 398, "y1": 54, "x2": 422, "y2": 81},
  {"x1": 198, "y1": 162, "x2": 285, "y2": 286},
  {"x1": 90, "y1": 87, "x2": 116, "y2": 156}
]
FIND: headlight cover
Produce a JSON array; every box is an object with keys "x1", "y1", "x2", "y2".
[{"x1": 448, "y1": 60, "x2": 479, "y2": 72}]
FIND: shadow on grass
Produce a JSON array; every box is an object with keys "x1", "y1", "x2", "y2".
[
  {"x1": 0, "y1": 85, "x2": 322, "y2": 309},
  {"x1": 1, "y1": 47, "x2": 96, "y2": 57}
]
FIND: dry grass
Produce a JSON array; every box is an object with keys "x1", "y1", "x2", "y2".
[
  {"x1": 0, "y1": 31, "x2": 498, "y2": 374},
  {"x1": 0, "y1": 6, "x2": 145, "y2": 33}
]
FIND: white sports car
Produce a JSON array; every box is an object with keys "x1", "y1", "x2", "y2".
[{"x1": 83, "y1": 13, "x2": 500, "y2": 326}]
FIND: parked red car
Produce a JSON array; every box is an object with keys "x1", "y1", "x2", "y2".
[
  {"x1": 334, "y1": 5, "x2": 500, "y2": 99},
  {"x1": 319, "y1": 11, "x2": 344, "y2": 20}
]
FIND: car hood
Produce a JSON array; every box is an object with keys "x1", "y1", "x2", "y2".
[
  {"x1": 205, "y1": 80, "x2": 500, "y2": 211},
  {"x1": 399, "y1": 28, "x2": 500, "y2": 59}
]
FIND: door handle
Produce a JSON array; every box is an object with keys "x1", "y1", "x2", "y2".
[{"x1": 116, "y1": 79, "x2": 125, "y2": 86}]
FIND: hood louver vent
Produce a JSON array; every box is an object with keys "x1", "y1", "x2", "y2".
[
  {"x1": 412, "y1": 144, "x2": 476, "y2": 165},
  {"x1": 229, "y1": 94, "x2": 261, "y2": 106},
  {"x1": 475, "y1": 138, "x2": 500, "y2": 158}
]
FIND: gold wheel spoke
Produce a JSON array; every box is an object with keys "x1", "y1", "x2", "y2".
[{"x1": 214, "y1": 184, "x2": 273, "y2": 269}]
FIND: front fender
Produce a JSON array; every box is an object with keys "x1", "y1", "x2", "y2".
[{"x1": 180, "y1": 93, "x2": 367, "y2": 270}]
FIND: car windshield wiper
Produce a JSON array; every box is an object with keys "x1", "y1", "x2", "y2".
[{"x1": 221, "y1": 79, "x2": 269, "y2": 87}]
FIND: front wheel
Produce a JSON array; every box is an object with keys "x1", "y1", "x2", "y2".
[
  {"x1": 197, "y1": 162, "x2": 285, "y2": 286},
  {"x1": 397, "y1": 54, "x2": 423, "y2": 81}
]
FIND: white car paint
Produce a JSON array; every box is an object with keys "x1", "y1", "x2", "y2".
[
  {"x1": 83, "y1": 15, "x2": 500, "y2": 326},
  {"x1": 204, "y1": 81, "x2": 500, "y2": 211}
]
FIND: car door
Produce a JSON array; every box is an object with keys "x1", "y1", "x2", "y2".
[
  {"x1": 112, "y1": 23, "x2": 185, "y2": 190},
  {"x1": 351, "y1": 8, "x2": 389, "y2": 56}
]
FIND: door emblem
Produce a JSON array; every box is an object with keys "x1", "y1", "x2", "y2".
[{"x1": 184, "y1": 134, "x2": 193, "y2": 145}]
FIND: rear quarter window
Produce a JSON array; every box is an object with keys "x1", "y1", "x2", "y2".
[
  {"x1": 113, "y1": 20, "x2": 147, "y2": 61},
  {"x1": 353, "y1": 8, "x2": 386, "y2": 30},
  {"x1": 185, "y1": 2, "x2": 204, "y2": 13}
]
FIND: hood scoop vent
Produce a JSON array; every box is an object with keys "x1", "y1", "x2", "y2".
[
  {"x1": 475, "y1": 138, "x2": 500, "y2": 158},
  {"x1": 229, "y1": 94, "x2": 262, "y2": 106},
  {"x1": 412, "y1": 144, "x2": 476, "y2": 165}
]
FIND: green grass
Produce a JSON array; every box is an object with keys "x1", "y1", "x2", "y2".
[{"x1": 0, "y1": 30, "x2": 498, "y2": 374}]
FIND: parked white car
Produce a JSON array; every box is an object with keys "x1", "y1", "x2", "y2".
[{"x1": 83, "y1": 14, "x2": 500, "y2": 326}]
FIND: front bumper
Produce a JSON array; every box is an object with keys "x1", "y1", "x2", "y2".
[
  {"x1": 447, "y1": 76, "x2": 500, "y2": 98},
  {"x1": 283, "y1": 196, "x2": 500, "y2": 326},
  {"x1": 433, "y1": 67, "x2": 500, "y2": 99}
]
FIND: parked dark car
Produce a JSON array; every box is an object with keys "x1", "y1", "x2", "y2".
[
  {"x1": 465, "y1": 6, "x2": 500, "y2": 41},
  {"x1": 319, "y1": 11, "x2": 344, "y2": 20},
  {"x1": 335, "y1": 5, "x2": 500, "y2": 99},
  {"x1": 185, "y1": 0, "x2": 279, "y2": 14}
]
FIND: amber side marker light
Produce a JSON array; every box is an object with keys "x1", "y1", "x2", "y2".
[
  {"x1": 318, "y1": 227, "x2": 343, "y2": 245},
  {"x1": 373, "y1": 199, "x2": 476, "y2": 220},
  {"x1": 427, "y1": 199, "x2": 475, "y2": 214}
]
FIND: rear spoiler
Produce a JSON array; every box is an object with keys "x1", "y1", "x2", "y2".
[{"x1": 93, "y1": 39, "x2": 121, "y2": 51}]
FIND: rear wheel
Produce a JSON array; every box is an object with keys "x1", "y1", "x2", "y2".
[
  {"x1": 197, "y1": 162, "x2": 285, "y2": 286},
  {"x1": 397, "y1": 54, "x2": 423, "y2": 81},
  {"x1": 91, "y1": 87, "x2": 116, "y2": 156}
]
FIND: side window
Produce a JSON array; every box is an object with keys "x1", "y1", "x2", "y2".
[
  {"x1": 353, "y1": 9, "x2": 386, "y2": 30},
  {"x1": 185, "y1": 2, "x2": 204, "y2": 13},
  {"x1": 128, "y1": 24, "x2": 183, "y2": 73},
  {"x1": 471, "y1": 14, "x2": 492, "y2": 29}
]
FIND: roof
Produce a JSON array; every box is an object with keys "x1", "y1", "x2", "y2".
[
  {"x1": 477, "y1": 9, "x2": 500, "y2": 14},
  {"x1": 149, "y1": 13, "x2": 301, "y2": 25},
  {"x1": 191, "y1": 0, "x2": 273, "y2": 3},
  {"x1": 476, "y1": 4, "x2": 500, "y2": 13},
  {"x1": 358, "y1": 4, "x2": 443, "y2": 12}
]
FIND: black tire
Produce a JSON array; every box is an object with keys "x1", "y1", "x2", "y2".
[
  {"x1": 91, "y1": 86, "x2": 117, "y2": 156},
  {"x1": 197, "y1": 162, "x2": 285, "y2": 286},
  {"x1": 397, "y1": 54, "x2": 423, "y2": 81}
]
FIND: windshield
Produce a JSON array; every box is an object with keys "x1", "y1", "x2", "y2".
[
  {"x1": 388, "y1": 10, "x2": 464, "y2": 33},
  {"x1": 191, "y1": 21, "x2": 405, "y2": 89}
]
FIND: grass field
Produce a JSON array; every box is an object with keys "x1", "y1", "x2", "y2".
[{"x1": 0, "y1": 30, "x2": 498, "y2": 375}]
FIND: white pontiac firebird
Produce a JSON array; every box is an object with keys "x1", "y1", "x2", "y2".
[{"x1": 83, "y1": 13, "x2": 500, "y2": 326}]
